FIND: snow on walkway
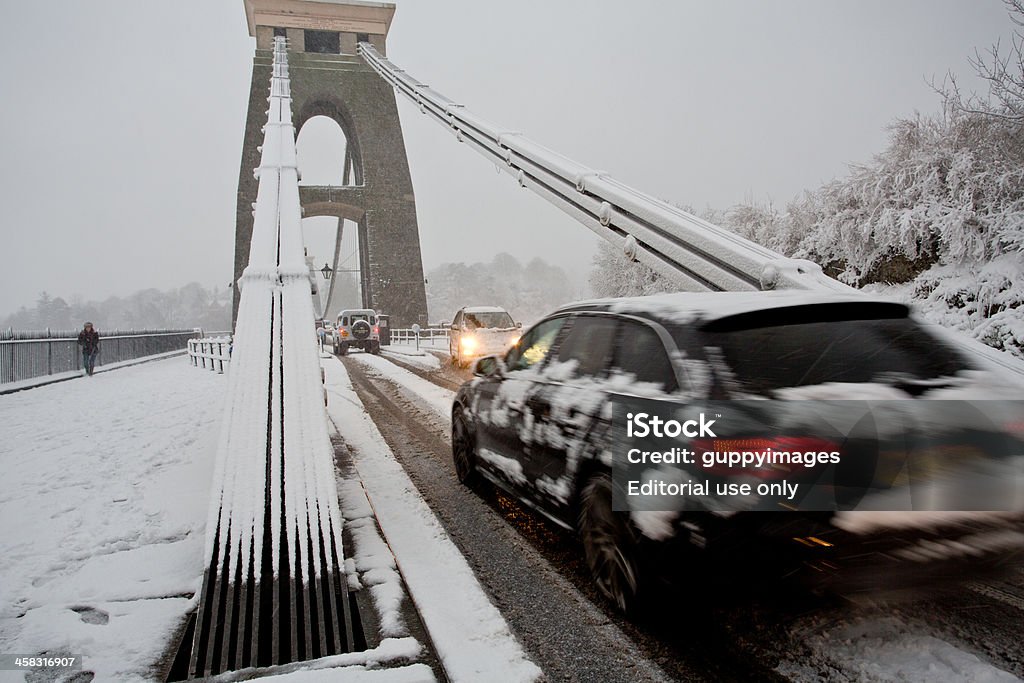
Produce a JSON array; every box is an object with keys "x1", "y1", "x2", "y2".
[
  {"x1": 322, "y1": 358, "x2": 541, "y2": 683},
  {"x1": 0, "y1": 350, "x2": 189, "y2": 396},
  {"x1": 346, "y1": 354, "x2": 454, "y2": 424},
  {"x1": 0, "y1": 357, "x2": 226, "y2": 681}
]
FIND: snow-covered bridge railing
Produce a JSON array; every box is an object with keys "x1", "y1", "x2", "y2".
[
  {"x1": 187, "y1": 336, "x2": 232, "y2": 373},
  {"x1": 184, "y1": 38, "x2": 358, "y2": 678},
  {"x1": 0, "y1": 328, "x2": 194, "y2": 384},
  {"x1": 389, "y1": 327, "x2": 449, "y2": 347},
  {"x1": 359, "y1": 42, "x2": 852, "y2": 296}
]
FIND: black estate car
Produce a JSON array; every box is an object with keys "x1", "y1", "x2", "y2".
[{"x1": 451, "y1": 292, "x2": 1024, "y2": 611}]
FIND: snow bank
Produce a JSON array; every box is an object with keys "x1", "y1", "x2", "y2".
[{"x1": 200, "y1": 638, "x2": 431, "y2": 681}]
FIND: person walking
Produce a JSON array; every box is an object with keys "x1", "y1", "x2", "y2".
[
  {"x1": 77, "y1": 322, "x2": 100, "y2": 376},
  {"x1": 317, "y1": 323, "x2": 327, "y2": 353}
]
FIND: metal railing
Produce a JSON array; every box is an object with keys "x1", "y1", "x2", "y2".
[
  {"x1": 0, "y1": 328, "x2": 196, "y2": 384},
  {"x1": 187, "y1": 336, "x2": 232, "y2": 373},
  {"x1": 389, "y1": 327, "x2": 449, "y2": 347}
]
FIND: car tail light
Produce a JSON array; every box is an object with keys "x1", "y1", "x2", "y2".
[
  {"x1": 340, "y1": 329, "x2": 349, "y2": 338},
  {"x1": 691, "y1": 436, "x2": 841, "y2": 479},
  {"x1": 373, "y1": 326, "x2": 380, "y2": 335},
  {"x1": 1003, "y1": 419, "x2": 1024, "y2": 438}
]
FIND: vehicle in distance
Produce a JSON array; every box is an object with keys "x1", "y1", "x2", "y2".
[
  {"x1": 448, "y1": 306, "x2": 521, "y2": 368},
  {"x1": 450, "y1": 291, "x2": 1024, "y2": 612},
  {"x1": 334, "y1": 309, "x2": 381, "y2": 356}
]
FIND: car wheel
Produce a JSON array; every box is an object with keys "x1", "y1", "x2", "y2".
[
  {"x1": 451, "y1": 408, "x2": 479, "y2": 487},
  {"x1": 338, "y1": 342, "x2": 349, "y2": 356},
  {"x1": 370, "y1": 341, "x2": 381, "y2": 355},
  {"x1": 579, "y1": 472, "x2": 642, "y2": 613}
]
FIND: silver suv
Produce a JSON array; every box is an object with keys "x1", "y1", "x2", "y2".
[
  {"x1": 334, "y1": 309, "x2": 381, "y2": 356},
  {"x1": 448, "y1": 306, "x2": 520, "y2": 368}
]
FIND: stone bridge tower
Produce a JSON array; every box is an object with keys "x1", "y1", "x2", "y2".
[{"x1": 234, "y1": 0, "x2": 428, "y2": 327}]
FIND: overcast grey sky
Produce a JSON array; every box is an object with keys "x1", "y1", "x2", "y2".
[{"x1": 0, "y1": 0, "x2": 1015, "y2": 318}]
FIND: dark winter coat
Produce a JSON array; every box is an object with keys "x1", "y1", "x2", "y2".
[{"x1": 77, "y1": 329, "x2": 100, "y2": 355}]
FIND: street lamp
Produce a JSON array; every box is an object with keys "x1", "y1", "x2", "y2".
[{"x1": 320, "y1": 263, "x2": 334, "y2": 280}]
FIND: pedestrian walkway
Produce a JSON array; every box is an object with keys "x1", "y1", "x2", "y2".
[{"x1": 0, "y1": 356, "x2": 225, "y2": 680}]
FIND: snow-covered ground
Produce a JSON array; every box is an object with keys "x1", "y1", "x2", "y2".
[
  {"x1": 4, "y1": 343, "x2": 1019, "y2": 682},
  {"x1": 0, "y1": 357, "x2": 226, "y2": 681},
  {"x1": 0, "y1": 345, "x2": 524, "y2": 682}
]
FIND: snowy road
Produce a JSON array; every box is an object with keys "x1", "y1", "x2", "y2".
[
  {"x1": 339, "y1": 350, "x2": 1024, "y2": 682},
  {"x1": 340, "y1": 353, "x2": 679, "y2": 682}
]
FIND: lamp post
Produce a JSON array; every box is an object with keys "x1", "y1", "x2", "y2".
[{"x1": 320, "y1": 263, "x2": 334, "y2": 280}]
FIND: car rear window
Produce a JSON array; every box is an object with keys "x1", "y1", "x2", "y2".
[{"x1": 696, "y1": 314, "x2": 969, "y2": 396}]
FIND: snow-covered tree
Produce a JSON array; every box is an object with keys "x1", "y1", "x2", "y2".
[
  {"x1": 425, "y1": 254, "x2": 574, "y2": 325},
  {"x1": 795, "y1": 109, "x2": 1024, "y2": 286},
  {"x1": 940, "y1": 0, "x2": 1024, "y2": 125},
  {"x1": 1, "y1": 284, "x2": 232, "y2": 332},
  {"x1": 588, "y1": 239, "x2": 673, "y2": 298}
]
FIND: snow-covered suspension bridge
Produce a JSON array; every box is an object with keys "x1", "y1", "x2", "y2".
[
  {"x1": 5, "y1": 3, "x2": 1024, "y2": 683},
  {"x1": 201, "y1": 4, "x2": 1024, "y2": 677},
  {"x1": 10, "y1": 1, "x2": 1019, "y2": 680}
]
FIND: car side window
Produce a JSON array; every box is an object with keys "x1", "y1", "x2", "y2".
[
  {"x1": 453, "y1": 311, "x2": 463, "y2": 328},
  {"x1": 554, "y1": 316, "x2": 617, "y2": 379},
  {"x1": 505, "y1": 317, "x2": 567, "y2": 372},
  {"x1": 612, "y1": 321, "x2": 678, "y2": 393}
]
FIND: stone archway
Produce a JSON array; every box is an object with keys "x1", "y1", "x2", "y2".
[{"x1": 234, "y1": 2, "x2": 428, "y2": 327}]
